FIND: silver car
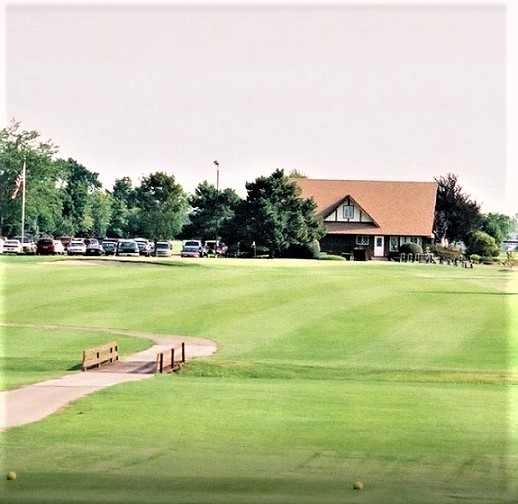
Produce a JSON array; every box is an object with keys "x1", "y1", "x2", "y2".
[
  {"x1": 181, "y1": 240, "x2": 206, "y2": 258},
  {"x1": 155, "y1": 241, "x2": 172, "y2": 257},
  {"x1": 67, "y1": 240, "x2": 86, "y2": 255}
]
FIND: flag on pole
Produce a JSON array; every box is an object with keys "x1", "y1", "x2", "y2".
[{"x1": 11, "y1": 162, "x2": 26, "y2": 200}]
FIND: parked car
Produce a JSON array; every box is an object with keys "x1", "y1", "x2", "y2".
[
  {"x1": 134, "y1": 238, "x2": 152, "y2": 257},
  {"x1": 67, "y1": 240, "x2": 87, "y2": 255},
  {"x1": 58, "y1": 236, "x2": 73, "y2": 251},
  {"x1": 53, "y1": 240, "x2": 65, "y2": 255},
  {"x1": 116, "y1": 239, "x2": 139, "y2": 257},
  {"x1": 205, "y1": 240, "x2": 228, "y2": 257},
  {"x1": 36, "y1": 238, "x2": 64, "y2": 255},
  {"x1": 155, "y1": 241, "x2": 172, "y2": 257},
  {"x1": 85, "y1": 242, "x2": 104, "y2": 256},
  {"x1": 14, "y1": 235, "x2": 36, "y2": 254},
  {"x1": 101, "y1": 240, "x2": 118, "y2": 256},
  {"x1": 4, "y1": 239, "x2": 23, "y2": 254},
  {"x1": 181, "y1": 240, "x2": 207, "y2": 258}
]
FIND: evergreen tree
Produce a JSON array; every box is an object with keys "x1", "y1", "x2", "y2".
[
  {"x1": 228, "y1": 169, "x2": 324, "y2": 257},
  {"x1": 433, "y1": 173, "x2": 481, "y2": 244},
  {"x1": 183, "y1": 180, "x2": 241, "y2": 240}
]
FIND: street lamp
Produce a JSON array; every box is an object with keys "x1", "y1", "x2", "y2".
[{"x1": 213, "y1": 160, "x2": 219, "y2": 192}]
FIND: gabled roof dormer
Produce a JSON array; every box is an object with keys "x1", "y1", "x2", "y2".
[
  {"x1": 323, "y1": 195, "x2": 378, "y2": 226},
  {"x1": 294, "y1": 179, "x2": 438, "y2": 237}
]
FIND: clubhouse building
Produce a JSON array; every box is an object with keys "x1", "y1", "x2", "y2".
[{"x1": 294, "y1": 178, "x2": 438, "y2": 260}]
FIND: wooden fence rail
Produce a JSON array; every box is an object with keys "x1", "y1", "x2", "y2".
[
  {"x1": 156, "y1": 342, "x2": 186, "y2": 374},
  {"x1": 82, "y1": 341, "x2": 118, "y2": 371}
]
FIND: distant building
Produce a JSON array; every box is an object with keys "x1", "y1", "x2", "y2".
[
  {"x1": 294, "y1": 178, "x2": 438, "y2": 259},
  {"x1": 503, "y1": 232, "x2": 518, "y2": 252}
]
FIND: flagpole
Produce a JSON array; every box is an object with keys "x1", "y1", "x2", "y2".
[{"x1": 21, "y1": 159, "x2": 26, "y2": 242}]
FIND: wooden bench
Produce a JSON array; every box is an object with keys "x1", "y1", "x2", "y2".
[
  {"x1": 82, "y1": 341, "x2": 119, "y2": 371},
  {"x1": 156, "y1": 342, "x2": 186, "y2": 374}
]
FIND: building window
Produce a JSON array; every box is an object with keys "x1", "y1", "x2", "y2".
[
  {"x1": 356, "y1": 235, "x2": 369, "y2": 246},
  {"x1": 389, "y1": 236, "x2": 399, "y2": 252},
  {"x1": 402, "y1": 236, "x2": 422, "y2": 246},
  {"x1": 342, "y1": 205, "x2": 354, "y2": 219}
]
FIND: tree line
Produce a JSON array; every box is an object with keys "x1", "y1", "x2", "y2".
[
  {"x1": 1, "y1": 121, "x2": 515, "y2": 258},
  {"x1": 433, "y1": 173, "x2": 516, "y2": 257},
  {"x1": 0, "y1": 121, "x2": 324, "y2": 258}
]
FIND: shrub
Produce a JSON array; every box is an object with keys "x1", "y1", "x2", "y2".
[
  {"x1": 282, "y1": 240, "x2": 321, "y2": 259},
  {"x1": 465, "y1": 231, "x2": 499, "y2": 257},
  {"x1": 399, "y1": 242, "x2": 423, "y2": 256},
  {"x1": 431, "y1": 244, "x2": 463, "y2": 262},
  {"x1": 469, "y1": 254, "x2": 481, "y2": 264},
  {"x1": 308, "y1": 239, "x2": 321, "y2": 259},
  {"x1": 318, "y1": 254, "x2": 346, "y2": 261},
  {"x1": 506, "y1": 250, "x2": 518, "y2": 268}
]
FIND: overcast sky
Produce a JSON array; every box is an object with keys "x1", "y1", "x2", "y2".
[{"x1": 2, "y1": 1, "x2": 516, "y2": 215}]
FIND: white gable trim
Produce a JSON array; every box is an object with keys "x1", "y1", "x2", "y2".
[{"x1": 323, "y1": 196, "x2": 374, "y2": 224}]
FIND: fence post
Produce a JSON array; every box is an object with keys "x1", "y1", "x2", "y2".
[
  {"x1": 182, "y1": 342, "x2": 185, "y2": 363},
  {"x1": 171, "y1": 348, "x2": 175, "y2": 370},
  {"x1": 159, "y1": 352, "x2": 164, "y2": 373}
]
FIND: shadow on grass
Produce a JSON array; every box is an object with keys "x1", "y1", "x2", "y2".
[
  {"x1": 52, "y1": 257, "x2": 205, "y2": 268},
  {"x1": 417, "y1": 291, "x2": 516, "y2": 296}
]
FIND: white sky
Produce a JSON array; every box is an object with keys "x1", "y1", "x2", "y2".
[{"x1": 1, "y1": 0, "x2": 516, "y2": 216}]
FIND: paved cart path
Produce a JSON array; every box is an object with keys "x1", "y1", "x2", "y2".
[{"x1": 0, "y1": 333, "x2": 217, "y2": 431}]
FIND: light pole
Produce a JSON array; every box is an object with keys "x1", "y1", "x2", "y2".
[{"x1": 213, "y1": 160, "x2": 219, "y2": 192}]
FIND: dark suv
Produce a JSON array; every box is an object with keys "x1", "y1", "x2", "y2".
[
  {"x1": 116, "y1": 239, "x2": 139, "y2": 257},
  {"x1": 102, "y1": 240, "x2": 118, "y2": 256}
]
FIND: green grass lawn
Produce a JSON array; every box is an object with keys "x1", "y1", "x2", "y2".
[
  {"x1": 1, "y1": 255, "x2": 517, "y2": 503},
  {"x1": 0, "y1": 325, "x2": 153, "y2": 390}
]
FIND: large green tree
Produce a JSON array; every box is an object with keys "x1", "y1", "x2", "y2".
[
  {"x1": 89, "y1": 190, "x2": 113, "y2": 238},
  {"x1": 134, "y1": 171, "x2": 189, "y2": 241},
  {"x1": 433, "y1": 173, "x2": 481, "y2": 244},
  {"x1": 227, "y1": 169, "x2": 324, "y2": 258},
  {"x1": 183, "y1": 180, "x2": 241, "y2": 240},
  {"x1": 111, "y1": 176, "x2": 137, "y2": 208},
  {"x1": 58, "y1": 158, "x2": 102, "y2": 237},
  {"x1": 0, "y1": 120, "x2": 61, "y2": 237},
  {"x1": 479, "y1": 212, "x2": 513, "y2": 247},
  {"x1": 106, "y1": 177, "x2": 137, "y2": 238}
]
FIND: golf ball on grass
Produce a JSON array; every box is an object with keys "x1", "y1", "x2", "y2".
[
  {"x1": 6, "y1": 471, "x2": 17, "y2": 481},
  {"x1": 353, "y1": 480, "x2": 363, "y2": 490}
]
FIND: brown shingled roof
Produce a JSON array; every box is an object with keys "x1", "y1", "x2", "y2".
[{"x1": 294, "y1": 178, "x2": 438, "y2": 237}]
